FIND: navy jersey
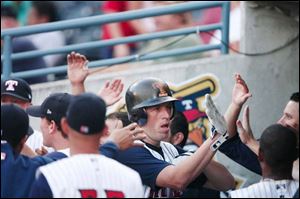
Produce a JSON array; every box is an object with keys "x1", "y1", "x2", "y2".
[
  {"x1": 219, "y1": 134, "x2": 262, "y2": 175},
  {"x1": 1, "y1": 142, "x2": 52, "y2": 198}
]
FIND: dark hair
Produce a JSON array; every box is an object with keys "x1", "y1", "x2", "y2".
[
  {"x1": 1, "y1": 5, "x2": 17, "y2": 19},
  {"x1": 32, "y1": 1, "x2": 58, "y2": 22},
  {"x1": 290, "y1": 92, "x2": 299, "y2": 102},
  {"x1": 170, "y1": 111, "x2": 189, "y2": 148},
  {"x1": 106, "y1": 112, "x2": 132, "y2": 127},
  {"x1": 260, "y1": 124, "x2": 298, "y2": 174}
]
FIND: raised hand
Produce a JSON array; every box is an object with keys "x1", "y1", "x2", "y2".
[
  {"x1": 236, "y1": 105, "x2": 259, "y2": 155},
  {"x1": 98, "y1": 79, "x2": 124, "y2": 106},
  {"x1": 67, "y1": 51, "x2": 89, "y2": 85},
  {"x1": 205, "y1": 94, "x2": 227, "y2": 136},
  {"x1": 232, "y1": 73, "x2": 252, "y2": 107},
  {"x1": 108, "y1": 123, "x2": 146, "y2": 150}
]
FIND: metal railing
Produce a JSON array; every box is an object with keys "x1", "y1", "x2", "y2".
[{"x1": 1, "y1": 1, "x2": 230, "y2": 80}]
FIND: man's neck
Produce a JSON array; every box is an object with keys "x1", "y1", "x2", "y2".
[{"x1": 262, "y1": 168, "x2": 293, "y2": 181}]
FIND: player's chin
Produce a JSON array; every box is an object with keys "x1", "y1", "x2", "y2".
[{"x1": 159, "y1": 127, "x2": 170, "y2": 137}]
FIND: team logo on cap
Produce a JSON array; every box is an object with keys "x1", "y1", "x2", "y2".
[
  {"x1": 153, "y1": 82, "x2": 168, "y2": 97},
  {"x1": 5, "y1": 80, "x2": 18, "y2": 91},
  {"x1": 80, "y1": 126, "x2": 89, "y2": 134},
  {"x1": 1, "y1": 152, "x2": 6, "y2": 160}
]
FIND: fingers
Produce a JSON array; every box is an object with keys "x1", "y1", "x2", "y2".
[
  {"x1": 236, "y1": 119, "x2": 245, "y2": 134},
  {"x1": 67, "y1": 51, "x2": 88, "y2": 67},
  {"x1": 241, "y1": 93, "x2": 252, "y2": 102},
  {"x1": 110, "y1": 79, "x2": 122, "y2": 92},
  {"x1": 126, "y1": 123, "x2": 138, "y2": 130}
]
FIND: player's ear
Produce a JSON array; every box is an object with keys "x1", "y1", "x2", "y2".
[
  {"x1": 48, "y1": 120, "x2": 56, "y2": 134},
  {"x1": 61, "y1": 117, "x2": 70, "y2": 136},
  {"x1": 172, "y1": 132, "x2": 184, "y2": 146}
]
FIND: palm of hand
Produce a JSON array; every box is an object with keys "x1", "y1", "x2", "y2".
[
  {"x1": 232, "y1": 83, "x2": 248, "y2": 106},
  {"x1": 99, "y1": 88, "x2": 120, "y2": 105}
]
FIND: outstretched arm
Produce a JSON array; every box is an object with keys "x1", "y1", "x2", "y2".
[
  {"x1": 224, "y1": 73, "x2": 252, "y2": 138},
  {"x1": 156, "y1": 94, "x2": 229, "y2": 190},
  {"x1": 203, "y1": 160, "x2": 235, "y2": 191}
]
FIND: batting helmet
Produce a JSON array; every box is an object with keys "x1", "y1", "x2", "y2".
[{"x1": 126, "y1": 77, "x2": 177, "y2": 126}]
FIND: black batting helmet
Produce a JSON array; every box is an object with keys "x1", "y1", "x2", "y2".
[{"x1": 126, "y1": 77, "x2": 177, "y2": 126}]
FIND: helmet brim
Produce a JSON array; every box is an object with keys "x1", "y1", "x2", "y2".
[{"x1": 133, "y1": 96, "x2": 177, "y2": 110}]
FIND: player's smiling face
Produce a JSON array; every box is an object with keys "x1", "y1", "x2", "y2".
[{"x1": 143, "y1": 103, "x2": 172, "y2": 146}]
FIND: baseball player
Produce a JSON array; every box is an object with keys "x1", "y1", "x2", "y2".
[
  {"x1": 113, "y1": 77, "x2": 232, "y2": 197},
  {"x1": 29, "y1": 93, "x2": 144, "y2": 198},
  {"x1": 1, "y1": 77, "x2": 52, "y2": 153},
  {"x1": 1, "y1": 104, "x2": 52, "y2": 198},
  {"x1": 229, "y1": 124, "x2": 299, "y2": 198}
]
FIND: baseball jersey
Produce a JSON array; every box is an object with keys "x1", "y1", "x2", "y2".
[
  {"x1": 1, "y1": 142, "x2": 52, "y2": 198},
  {"x1": 229, "y1": 179, "x2": 299, "y2": 198},
  {"x1": 29, "y1": 154, "x2": 144, "y2": 198},
  {"x1": 116, "y1": 141, "x2": 207, "y2": 197}
]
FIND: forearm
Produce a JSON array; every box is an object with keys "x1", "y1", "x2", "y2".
[
  {"x1": 71, "y1": 82, "x2": 85, "y2": 95},
  {"x1": 224, "y1": 103, "x2": 242, "y2": 138},
  {"x1": 203, "y1": 161, "x2": 235, "y2": 191},
  {"x1": 157, "y1": 135, "x2": 219, "y2": 190},
  {"x1": 245, "y1": 139, "x2": 259, "y2": 155}
]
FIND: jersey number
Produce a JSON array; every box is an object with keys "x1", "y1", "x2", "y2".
[{"x1": 79, "y1": 189, "x2": 125, "y2": 198}]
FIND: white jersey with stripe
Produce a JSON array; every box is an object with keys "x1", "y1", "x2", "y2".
[
  {"x1": 144, "y1": 141, "x2": 179, "y2": 163},
  {"x1": 144, "y1": 141, "x2": 182, "y2": 198},
  {"x1": 230, "y1": 179, "x2": 299, "y2": 198},
  {"x1": 37, "y1": 154, "x2": 144, "y2": 198}
]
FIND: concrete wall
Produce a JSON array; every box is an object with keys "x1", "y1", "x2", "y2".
[{"x1": 30, "y1": 2, "x2": 299, "y2": 187}]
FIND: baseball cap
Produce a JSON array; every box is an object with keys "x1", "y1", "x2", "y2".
[
  {"x1": 1, "y1": 77, "x2": 32, "y2": 102},
  {"x1": 66, "y1": 93, "x2": 106, "y2": 135},
  {"x1": 27, "y1": 93, "x2": 73, "y2": 125},
  {"x1": 1, "y1": 104, "x2": 31, "y2": 144}
]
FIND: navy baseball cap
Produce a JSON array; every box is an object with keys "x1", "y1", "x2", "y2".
[
  {"x1": 66, "y1": 93, "x2": 106, "y2": 135},
  {"x1": 1, "y1": 77, "x2": 32, "y2": 102},
  {"x1": 27, "y1": 93, "x2": 73, "y2": 126},
  {"x1": 1, "y1": 104, "x2": 31, "y2": 145}
]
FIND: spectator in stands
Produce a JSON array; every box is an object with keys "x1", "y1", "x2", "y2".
[
  {"x1": 137, "y1": 1, "x2": 204, "y2": 65},
  {"x1": 1, "y1": 5, "x2": 47, "y2": 84},
  {"x1": 100, "y1": 1, "x2": 149, "y2": 59},
  {"x1": 26, "y1": 1, "x2": 66, "y2": 69}
]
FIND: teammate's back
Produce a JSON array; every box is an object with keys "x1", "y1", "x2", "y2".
[{"x1": 30, "y1": 154, "x2": 144, "y2": 198}]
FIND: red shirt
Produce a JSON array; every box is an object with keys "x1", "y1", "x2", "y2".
[{"x1": 102, "y1": 1, "x2": 137, "y2": 47}]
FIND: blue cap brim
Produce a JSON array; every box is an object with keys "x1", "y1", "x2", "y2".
[{"x1": 26, "y1": 105, "x2": 44, "y2": 118}]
